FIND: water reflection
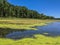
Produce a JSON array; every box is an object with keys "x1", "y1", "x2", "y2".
[{"x1": 6, "y1": 22, "x2": 60, "y2": 39}]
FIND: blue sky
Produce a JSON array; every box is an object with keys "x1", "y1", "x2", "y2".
[{"x1": 7, "y1": 0, "x2": 60, "y2": 18}]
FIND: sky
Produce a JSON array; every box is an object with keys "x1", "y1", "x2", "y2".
[{"x1": 7, "y1": 0, "x2": 60, "y2": 18}]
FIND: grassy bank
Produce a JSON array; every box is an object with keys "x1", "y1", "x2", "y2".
[
  {"x1": 0, "y1": 35, "x2": 60, "y2": 45},
  {"x1": 0, "y1": 18, "x2": 54, "y2": 30},
  {"x1": 0, "y1": 18, "x2": 60, "y2": 45}
]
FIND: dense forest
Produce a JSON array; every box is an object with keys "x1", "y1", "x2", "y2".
[{"x1": 0, "y1": 0, "x2": 55, "y2": 19}]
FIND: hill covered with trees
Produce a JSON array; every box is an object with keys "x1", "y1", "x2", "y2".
[{"x1": 0, "y1": 0, "x2": 54, "y2": 19}]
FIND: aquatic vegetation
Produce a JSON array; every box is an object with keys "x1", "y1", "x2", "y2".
[
  {"x1": 0, "y1": 18, "x2": 60, "y2": 45},
  {"x1": 0, "y1": 18, "x2": 53, "y2": 30},
  {"x1": 0, "y1": 34, "x2": 60, "y2": 45}
]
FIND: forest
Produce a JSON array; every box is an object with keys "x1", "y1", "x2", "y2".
[
  {"x1": 0, "y1": 0, "x2": 54, "y2": 19},
  {"x1": 0, "y1": 0, "x2": 60, "y2": 45}
]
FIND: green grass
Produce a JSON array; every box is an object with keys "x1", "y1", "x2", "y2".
[
  {"x1": 0, "y1": 18, "x2": 53, "y2": 30},
  {"x1": 0, "y1": 18, "x2": 60, "y2": 45},
  {"x1": 0, "y1": 35, "x2": 60, "y2": 45}
]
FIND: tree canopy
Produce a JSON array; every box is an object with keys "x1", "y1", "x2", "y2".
[{"x1": 0, "y1": 0, "x2": 55, "y2": 19}]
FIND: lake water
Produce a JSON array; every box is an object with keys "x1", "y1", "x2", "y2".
[{"x1": 6, "y1": 22, "x2": 60, "y2": 39}]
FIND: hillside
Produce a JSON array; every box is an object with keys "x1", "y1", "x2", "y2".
[{"x1": 0, "y1": 0, "x2": 54, "y2": 19}]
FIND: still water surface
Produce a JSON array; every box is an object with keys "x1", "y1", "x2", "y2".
[{"x1": 6, "y1": 22, "x2": 60, "y2": 39}]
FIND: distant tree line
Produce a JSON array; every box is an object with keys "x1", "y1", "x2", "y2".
[
  {"x1": 54, "y1": 18, "x2": 60, "y2": 20},
  {"x1": 0, "y1": 0, "x2": 55, "y2": 19}
]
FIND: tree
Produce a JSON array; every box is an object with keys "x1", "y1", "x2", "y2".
[{"x1": 0, "y1": 0, "x2": 55, "y2": 19}]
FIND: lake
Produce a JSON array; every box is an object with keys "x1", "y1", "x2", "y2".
[{"x1": 6, "y1": 22, "x2": 60, "y2": 39}]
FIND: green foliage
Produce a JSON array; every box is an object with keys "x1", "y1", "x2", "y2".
[{"x1": 0, "y1": 0, "x2": 54, "y2": 19}]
